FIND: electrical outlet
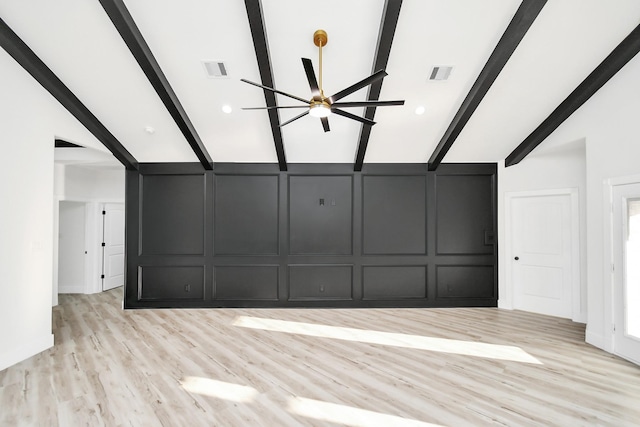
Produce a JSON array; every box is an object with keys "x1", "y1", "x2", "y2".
[{"x1": 184, "y1": 284, "x2": 191, "y2": 292}]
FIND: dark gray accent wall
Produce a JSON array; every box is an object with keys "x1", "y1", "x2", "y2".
[
  {"x1": 214, "y1": 175, "x2": 279, "y2": 255},
  {"x1": 436, "y1": 175, "x2": 494, "y2": 255},
  {"x1": 140, "y1": 174, "x2": 206, "y2": 256},
  {"x1": 125, "y1": 163, "x2": 497, "y2": 308},
  {"x1": 362, "y1": 175, "x2": 426, "y2": 255},
  {"x1": 289, "y1": 176, "x2": 353, "y2": 255}
]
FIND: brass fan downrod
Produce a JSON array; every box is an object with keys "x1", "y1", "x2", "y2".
[
  {"x1": 240, "y1": 27, "x2": 403, "y2": 131},
  {"x1": 313, "y1": 29, "x2": 328, "y2": 99}
]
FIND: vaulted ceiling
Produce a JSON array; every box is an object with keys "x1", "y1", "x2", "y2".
[{"x1": 1, "y1": 0, "x2": 639, "y2": 170}]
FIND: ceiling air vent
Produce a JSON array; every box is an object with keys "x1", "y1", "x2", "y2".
[
  {"x1": 202, "y1": 61, "x2": 228, "y2": 78},
  {"x1": 429, "y1": 66, "x2": 453, "y2": 81}
]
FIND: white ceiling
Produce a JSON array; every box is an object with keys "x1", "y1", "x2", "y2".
[{"x1": 1, "y1": 0, "x2": 639, "y2": 166}]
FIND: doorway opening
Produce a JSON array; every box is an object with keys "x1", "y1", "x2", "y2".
[{"x1": 55, "y1": 201, "x2": 125, "y2": 298}]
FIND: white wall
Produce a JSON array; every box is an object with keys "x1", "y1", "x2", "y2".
[
  {"x1": 57, "y1": 201, "x2": 87, "y2": 294},
  {"x1": 0, "y1": 48, "x2": 102, "y2": 371},
  {"x1": 62, "y1": 165, "x2": 125, "y2": 201},
  {"x1": 580, "y1": 54, "x2": 640, "y2": 351},
  {"x1": 501, "y1": 52, "x2": 640, "y2": 352}
]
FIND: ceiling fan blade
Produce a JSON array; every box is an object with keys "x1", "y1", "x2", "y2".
[
  {"x1": 332, "y1": 109, "x2": 376, "y2": 126},
  {"x1": 242, "y1": 105, "x2": 310, "y2": 110},
  {"x1": 321, "y1": 117, "x2": 330, "y2": 133},
  {"x1": 301, "y1": 58, "x2": 320, "y2": 97},
  {"x1": 240, "y1": 79, "x2": 309, "y2": 104},
  {"x1": 279, "y1": 111, "x2": 309, "y2": 127},
  {"x1": 329, "y1": 70, "x2": 387, "y2": 102},
  {"x1": 331, "y1": 100, "x2": 404, "y2": 108}
]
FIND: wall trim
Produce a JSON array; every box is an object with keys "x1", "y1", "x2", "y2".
[
  {"x1": 0, "y1": 333, "x2": 54, "y2": 372},
  {"x1": 58, "y1": 285, "x2": 86, "y2": 294},
  {"x1": 602, "y1": 174, "x2": 640, "y2": 357},
  {"x1": 126, "y1": 162, "x2": 498, "y2": 308},
  {"x1": 586, "y1": 328, "x2": 608, "y2": 352}
]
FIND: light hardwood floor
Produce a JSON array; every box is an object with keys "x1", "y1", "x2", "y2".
[{"x1": 1, "y1": 289, "x2": 639, "y2": 426}]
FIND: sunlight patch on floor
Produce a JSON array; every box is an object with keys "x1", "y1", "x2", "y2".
[
  {"x1": 232, "y1": 316, "x2": 542, "y2": 364},
  {"x1": 287, "y1": 397, "x2": 446, "y2": 427},
  {"x1": 180, "y1": 376, "x2": 259, "y2": 402}
]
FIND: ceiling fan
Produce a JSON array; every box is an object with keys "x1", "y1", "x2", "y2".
[{"x1": 241, "y1": 29, "x2": 405, "y2": 132}]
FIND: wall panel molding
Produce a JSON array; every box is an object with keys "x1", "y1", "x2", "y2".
[
  {"x1": 288, "y1": 265, "x2": 353, "y2": 301},
  {"x1": 288, "y1": 175, "x2": 353, "y2": 255},
  {"x1": 139, "y1": 173, "x2": 206, "y2": 256},
  {"x1": 362, "y1": 265, "x2": 427, "y2": 300},
  {"x1": 125, "y1": 163, "x2": 497, "y2": 308},
  {"x1": 214, "y1": 174, "x2": 279, "y2": 255},
  {"x1": 214, "y1": 265, "x2": 279, "y2": 301},
  {"x1": 362, "y1": 175, "x2": 427, "y2": 255}
]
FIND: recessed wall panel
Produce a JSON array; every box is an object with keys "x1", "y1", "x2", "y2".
[
  {"x1": 139, "y1": 266, "x2": 204, "y2": 300},
  {"x1": 127, "y1": 163, "x2": 499, "y2": 309},
  {"x1": 289, "y1": 265, "x2": 352, "y2": 300},
  {"x1": 141, "y1": 174, "x2": 205, "y2": 255},
  {"x1": 436, "y1": 265, "x2": 494, "y2": 299},
  {"x1": 436, "y1": 175, "x2": 493, "y2": 255},
  {"x1": 215, "y1": 266, "x2": 278, "y2": 300},
  {"x1": 289, "y1": 176, "x2": 352, "y2": 255},
  {"x1": 214, "y1": 175, "x2": 279, "y2": 255},
  {"x1": 363, "y1": 266, "x2": 426, "y2": 300},
  {"x1": 362, "y1": 176, "x2": 426, "y2": 254}
]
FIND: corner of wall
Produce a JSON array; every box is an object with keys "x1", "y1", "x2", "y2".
[{"x1": 0, "y1": 333, "x2": 54, "y2": 372}]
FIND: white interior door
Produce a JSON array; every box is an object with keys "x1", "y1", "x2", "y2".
[
  {"x1": 612, "y1": 183, "x2": 640, "y2": 365},
  {"x1": 102, "y1": 203, "x2": 125, "y2": 291},
  {"x1": 511, "y1": 194, "x2": 573, "y2": 318}
]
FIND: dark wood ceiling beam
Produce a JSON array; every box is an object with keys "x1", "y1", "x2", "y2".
[
  {"x1": 0, "y1": 18, "x2": 138, "y2": 170},
  {"x1": 244, "y1": 0, "x2": 287, "y2": 171},
  {"x1": 55, "y1": 139, "x2": 84, "y2": 148},
  {"x1": 353, "y1": 0, "x2": 403, "y2": 172},
  {"x1": 427, "y1": 0, "x2": 547, "y2": 171},
  {"x1": 505, "y1": 23, "x2": 640, "y2": 167},
  {"x1": 98, "y1": 0, "x2": 213, "y2": 170}
]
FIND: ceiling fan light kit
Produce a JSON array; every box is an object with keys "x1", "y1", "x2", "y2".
[
  {"x1": 309, "y1": 100, "x2": 331, "y2": 118},
  {"x1": 241, "y1": 29, "x2": 404, "y2": 132}
]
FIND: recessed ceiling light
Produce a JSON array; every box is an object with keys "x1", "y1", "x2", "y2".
[
  {"x1": 429, "y1": 66, "x2": 453, "y2": 81},
  {"x1": 222, "y1": 105, "x2": 232, "y2": 114},
  {"x1": 415, "y1": 106, "x2": 425, "y2": 115}
]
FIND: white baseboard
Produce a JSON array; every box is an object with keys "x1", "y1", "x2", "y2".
[
  {"x1": 0, "y1": 333, "x2": 54, "y2": 372},
  {"x1": 585, "y1": 329, "x2": 609, "y2": 351},
  {"x1": 572, "y1": 312, "x2": 587, "y2": 324},
  {"x1": 58, "y1": 285, "x2": 85, "y2": 294},
  {"x1": 497, "y1": 301, "x2": 513, "y2": 310}
]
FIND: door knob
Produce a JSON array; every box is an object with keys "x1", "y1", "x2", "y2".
[{"x1": 514, "y1": 256, "x2": 519, "y2": 261}]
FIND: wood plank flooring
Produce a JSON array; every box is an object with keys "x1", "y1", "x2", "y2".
[{"x1": 1, "y1": 288, "x2": 639, "y2": 426}]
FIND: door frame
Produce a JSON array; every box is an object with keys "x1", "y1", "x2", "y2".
[
  {"x1": 101, "y1": 202, "x2": 125, "y2": 292},
  {"x1": 53, "y1": 197, "x2": 124, "y2": 300},
  {"x1": 604, "y1": 174, "x2": 640, "y2": 358},
  {"x1": 503, "y1": 188, "x2": 582, "y2": 322}
]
